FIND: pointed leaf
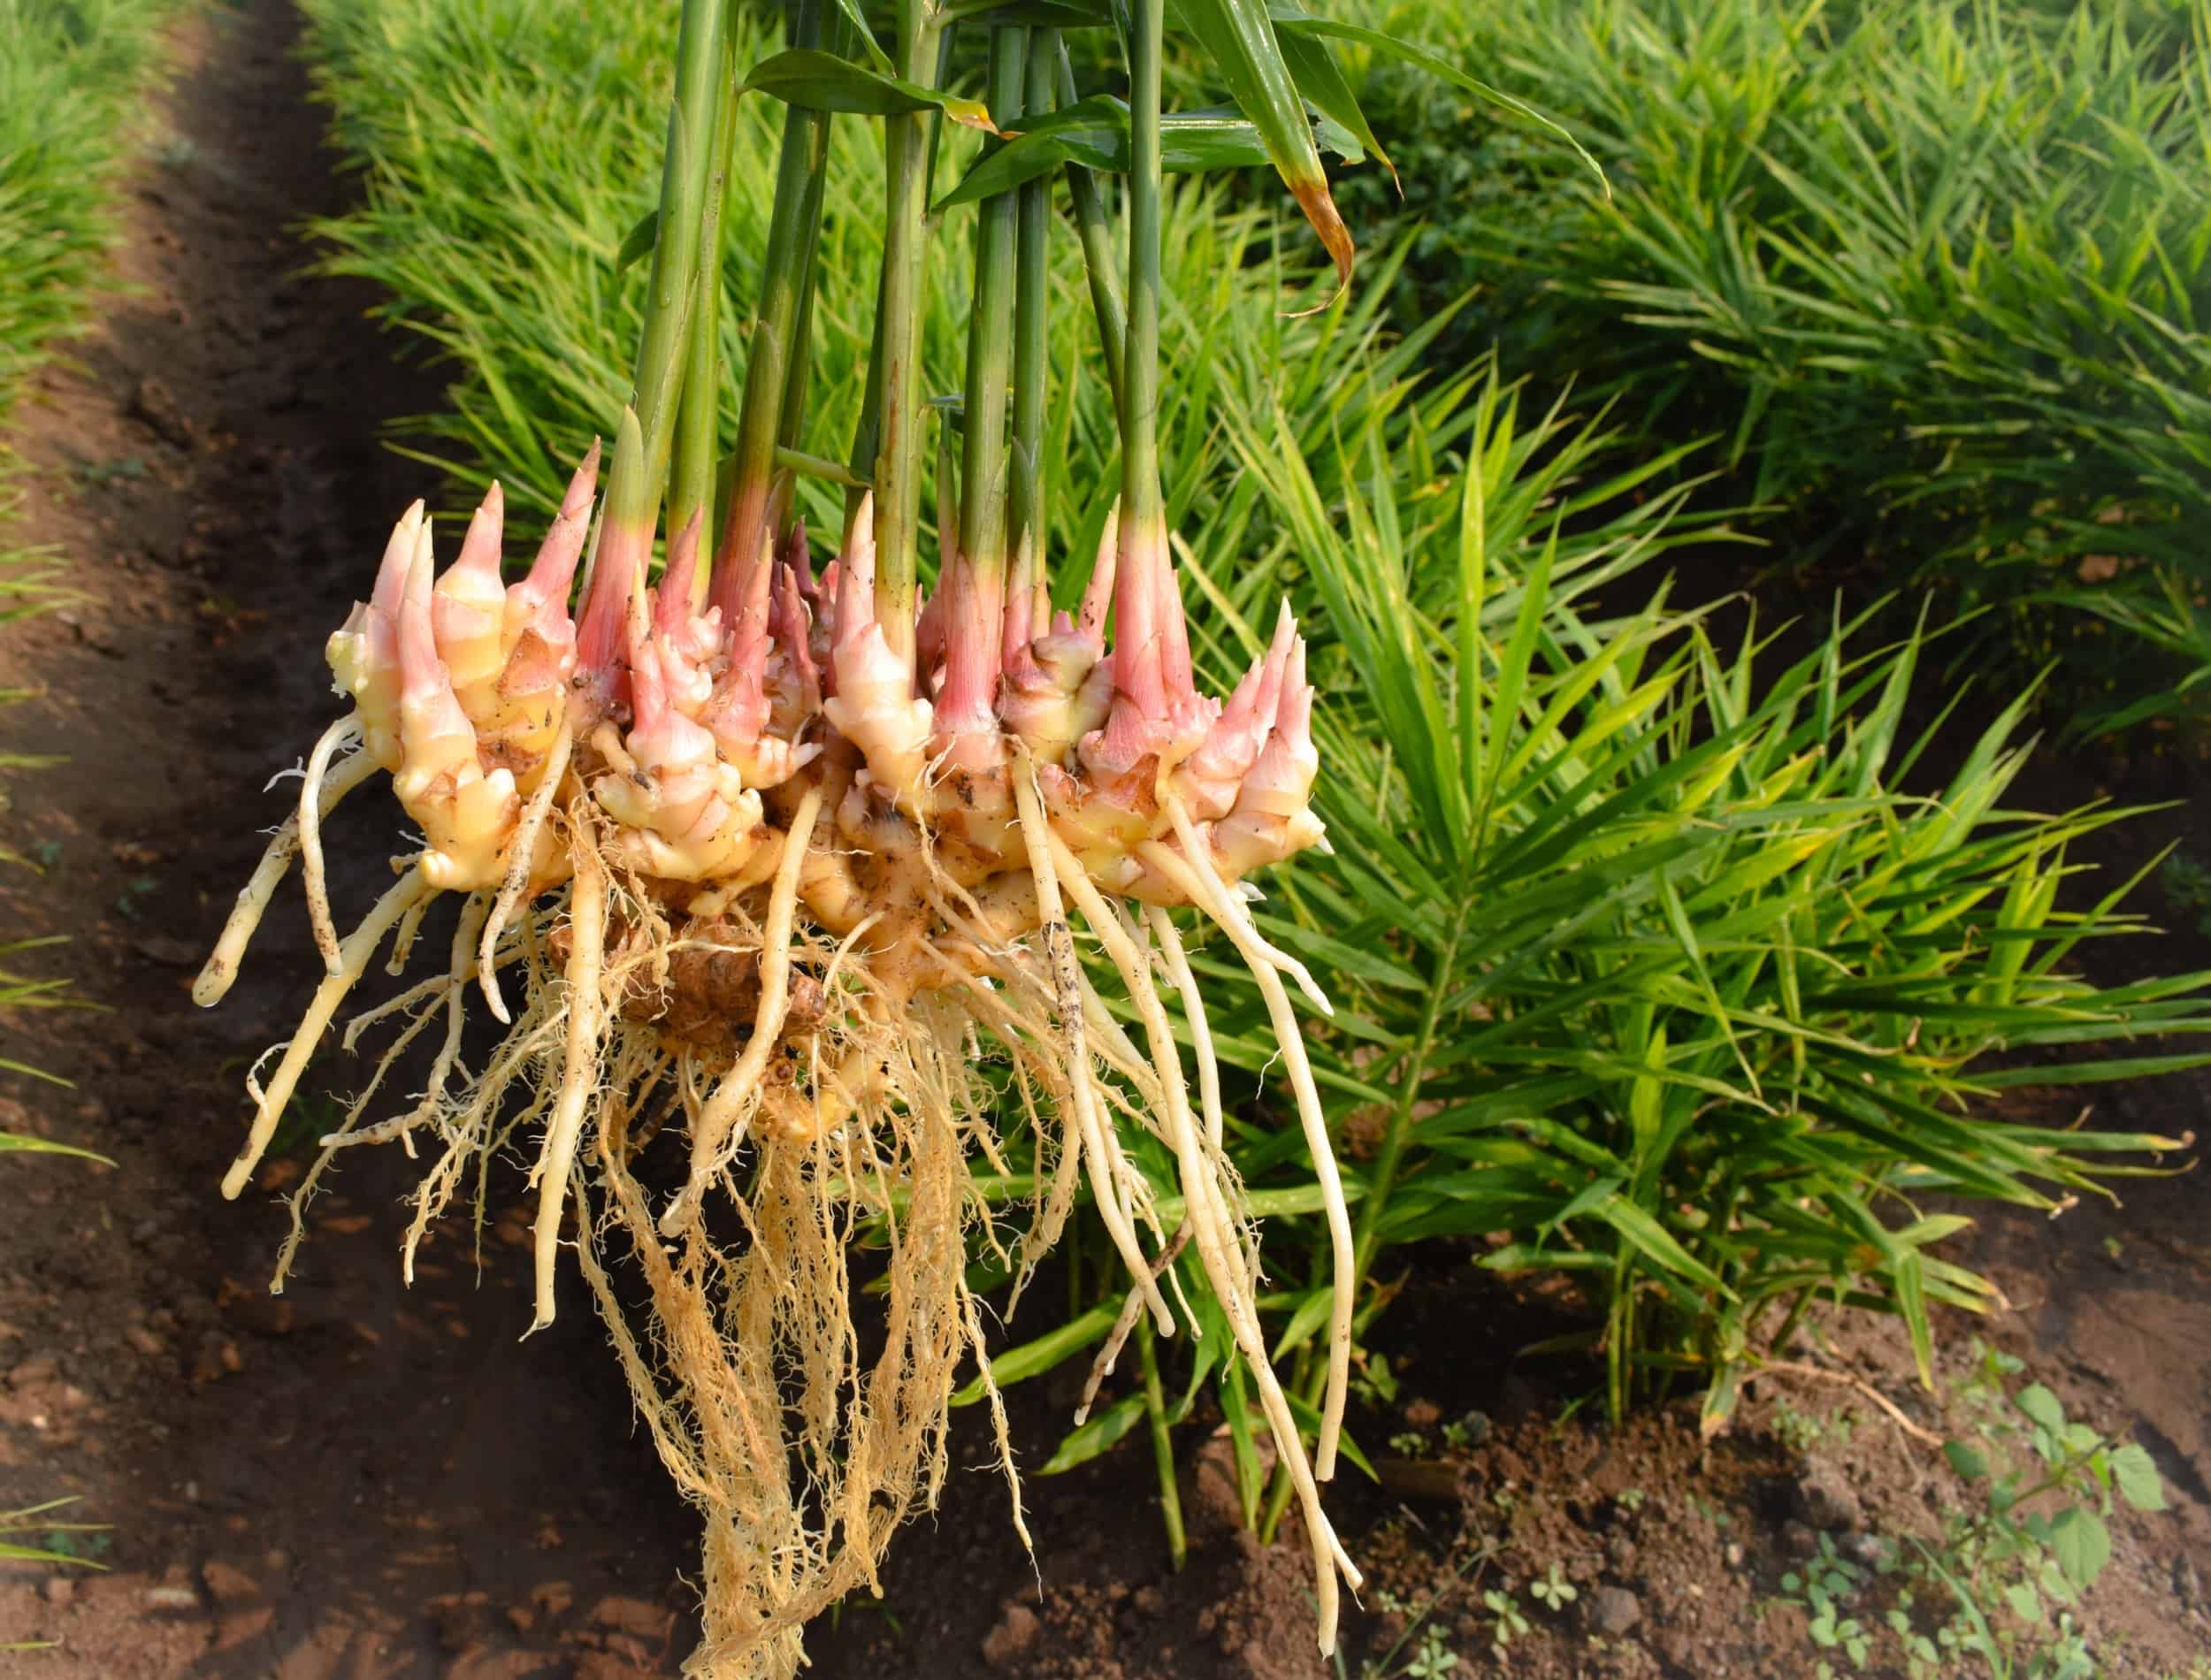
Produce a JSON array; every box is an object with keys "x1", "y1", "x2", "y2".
[
  {"x1": 1276, "y1": 28, "x2": 1389, "y2": 179},
  {"x1": 1171, "y1": 0, "x2": 1351, "y2": 290},
  {"x1": 937, "y1": 96, "x2": 1356, "y2": 209},
  {"x1": 1040, "y1": 1392, "x2": 1147, "y2": 1474},
  {"x1": 615, "y1": 208, "x2": 659, "y2": 273},
  {"x1": 1266, "y1": 7, "x2": 1605, "y2": 194},
  {"x1": 0, "y1": 1132, "x2": 113, "y2": 1165},
  {"x1": 950, "y1": 1302, "x2": 1119, "y2": 1408},
  {"x1": 744, "y1": 50, "x2": 998, "y2": 130}
]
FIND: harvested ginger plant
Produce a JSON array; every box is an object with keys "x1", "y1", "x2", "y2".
[{"x1": 197, "y1": 2, "x2": 1381, "y2": 1673}]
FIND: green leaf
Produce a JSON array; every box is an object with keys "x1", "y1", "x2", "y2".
[
  {"x1": 1171, "y1": 0, "x2": 1351, "y2": 289},
  {"x1": 941, "y1": 0, "x2": 1112, "y2": 21},
  {"x1": 823, "y1": 0, "x2": 889, "y2": 67},
  {"x1": 1269, "y1": 1285, "x2": 1335, "y2": 1363},
  {"x1": 1595, "y1": 1195, "x2": 1735, "y2": 1299},
  {"x1": 743, "y1": 50, "x2": 998, "y2": 130},
  {"x1": 1040, "y1": 1392, "x2": 1147, "y2": 1474},
  {"x1": 937, "y1": 96, "x2": 1357, "y2": 210},
  {"x1": 2015, "y1": 1384, "x2": 2066, "y2": 1433},
  {"x1": 615, "y1": 208, "x2": 658, "y2": 274},
  {"x1": 1944, "y1": 1440, "x2": 1989, "y2": 1482},
  {"x1": 2002, "y1": 1582, "x2": 2043, "y2": 1624},
  {"x1": 2046, "y1": 1507, "x2": 2111, "y2": 1591},
  {"x1": 0, "y1": 1132, "x2": 113, "y2": 1165},
  {"x1": 1265, "y1": 6, "x2": 1606, "y2": 194},
  {"x1": 2108, "y1": 1443, "x2": 2166, "y2": 1512},
  {"x1": 1275, "y1": 27, "x2": 1388, "y2": 177},
  {"x1": 1700, "y1": 1363, "x2": 1743, "y2": 1438},
  {"x1": 950, "y1": 1302, "x2": 1118, "y2": 1408}
]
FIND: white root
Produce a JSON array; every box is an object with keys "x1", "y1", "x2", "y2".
[
  {"x1": 479, "y1": 725, "x2": 573, "y2": 1024},
  {"x1": 1151, "y1": 810, "x2": 1355, "y2": 1485},
  {"x1": 1166, "y1": 806, "x2": 1331, "y2": 1018},
  {"x1": 271, "y1": 967, "x2": 452, "y2": 1293},
  {"x1": 405, "y1": 986, "x2": 563, "y2": 1285},
  {"x1": 1014, "y1": 759, "x2": 1174, "y2": 1335},
  {"x1": 530, "y1": 829, "x2": 606, "y2": 1333},
  {"x1": 661, "y1": 785, "x2": 825, "y2": 1238},
  {"x1": 334, "y1": 890, "x2": 493, "y2": 1157},
  {"x1": 386, "y1": 889, "x2": 432, "y2": 976},
  {"x1": 195, "y1": 748, "x2": 379, "y2": 1008},
  {"x1": 339, "y1": 972, "x2": 448, "y2": 1048},
  {"x1": 1075, "y1": 1221, "x2": 1191, "y2": 1425},
  {"x1": 299, "y1": 714, "x2": 363, "y2": 974},
  {"x1": 1147, "y1": 905, "x2": 1222, "y2": 1151},
  {"x1": 220, "y1": 868, "x2": 434, "y2": 1200},
  {"x1": 965, "y1": 1291, "x2": 1035, "y2": 1557},
  {"x1": 1053, "y1": 852, "x2": 1358, "y2": 1653}
]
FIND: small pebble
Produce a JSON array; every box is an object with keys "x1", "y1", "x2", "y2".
[{"x1": 1588, "y1": 1585, "x2": 1641, "y2": 1636}]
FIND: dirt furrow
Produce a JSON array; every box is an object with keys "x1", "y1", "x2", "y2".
[{"x1": 0, "y1": 4, "x2": 693, "y2": 1674}]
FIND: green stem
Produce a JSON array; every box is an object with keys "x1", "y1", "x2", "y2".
[
  {"x1": 715, "y1": 0, "x2": 830, "y2": 602},
  {"x1": 871, "y1": 0, "x2": 947, "y2": 661},
  {"x1": 1137, "y1": 1314, "x2": 1187, "y2": 1571},
  {"x1": 1007, "y1": 28, "x2": 1055, "y2": 592},
  {"x1": 957, "y1": 26, "x2": 1027, "y2": 569},
  {"x1": 1350, "y1": 916, "x2": 1463, "y2": 1284},
  {"x1": 847, "y1": 26, "x2": 954, "y2": 542},
  {"x1": 845, "y1": 267, "x2": 890, "y2": 539},
  {"x1": 625, "y1": 0, "x2": 730, "y2": 510},
  {"x1": 669, "y1": 33, "x2": 741, "y2": 598},
  {"x1": 770, "y1": 4, "x2": 849, "y2": 544},
  {"x1": 777, "y1": 158, "x2": 827, "y2": 460},
  {"x1": 1056, "y1": 43, "x2": 1127, "y2": 417},
  {"x1": 1121, "y1": 0, "x2": 1164, "y2": 531}
]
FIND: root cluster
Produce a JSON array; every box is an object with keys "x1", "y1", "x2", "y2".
[{"x1": 197, "y1": 464, "x2": 1358, "y2": 1677}]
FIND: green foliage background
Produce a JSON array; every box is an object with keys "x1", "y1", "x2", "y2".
[{"x1": 292, "y1": 0, "x2": 2211, "y2": 1492}]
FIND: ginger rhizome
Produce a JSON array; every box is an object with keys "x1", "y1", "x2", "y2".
[{"x1": 198, "y1": 447, "x2": 1358, "y2": 1672}]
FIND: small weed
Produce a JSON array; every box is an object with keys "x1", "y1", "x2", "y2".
[
  {"x1": 1616, "y1": 1487, "x2": 1647, "y2": 1514},
  {"x1": 1350, "y1": 1354, "x2": 1400, "y2": 1409},
  {"x1": 1349, "y1": 1546, "x2": 1492, "y2": 1680},
  {"x1": 1482, "y1": 1589, "x2": 1529, "y2": 1656},
  {"x1": 269, "y1": 1088, "x2": 340, "y2": 1159},
  {"x1": 1775, "y1": 1401, "x2": 1859, "y2": 1455},
  {"x1": 1440, "y1": 1411, "x2": 1490, "y2": 1450},
  {"x1": 1529, "y1": 1563, "x2": 1577, "y2": 1611},
  {"x1": 2161, "y1": 851, "x2": 2211, "y2": 942},
  {"x1": 1387, "y1": 1431, "x2": 1427, "y2": 1458},
  {"x1": 1403, "y1": 1629, "x2": 1457, "y2": 1680},
  {"x1": 1782, "y1": 1532, "x2": 1871, "y2": 1676},
  {"x1": 0, "y1": 1497, "x2": 109, "y2": 1569},
  {"x1": 68, "y1": 454, "x2": 147, "y2": 492},
  {"x1": 111, "y1": 873, "x2": 157, "y2": 919},
  {"x1": 1771, "y1": 1345, "x2": 2168, "y2": 1679},
  {"x1": 36, "y1": 1526, "x2": 113, "y2": 1562}
]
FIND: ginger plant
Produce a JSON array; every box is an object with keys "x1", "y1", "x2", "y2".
[{"x1": 191, "y1": 1, "x2": 1451, "y2": 1672}]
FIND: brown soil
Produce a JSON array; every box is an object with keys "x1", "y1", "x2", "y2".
[{"x1": 0, "y1": 5, "x2": 2206, "y2": 1679}]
